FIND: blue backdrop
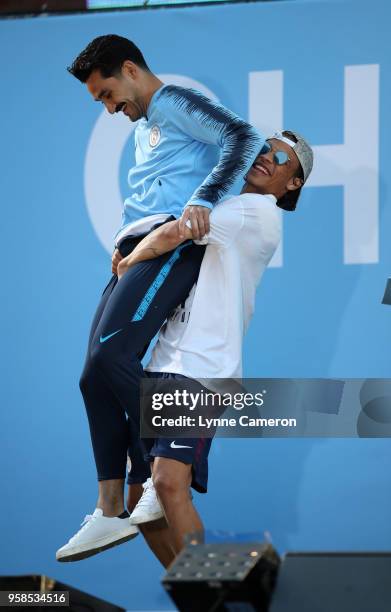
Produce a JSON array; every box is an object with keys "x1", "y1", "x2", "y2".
[{"x1": 1, "y1": 0, "x2": 390, "y2": 609}]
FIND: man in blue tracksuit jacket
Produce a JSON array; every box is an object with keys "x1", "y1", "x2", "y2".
[{"x1": 57, "y1": 34, "x2": 264, "y2": 562}]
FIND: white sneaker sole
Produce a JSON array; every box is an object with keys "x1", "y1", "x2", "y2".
[
  {"x1": 130, "y1": 508, "x2": 165, "y2": 525},
  {"x1": 56, "y1": 526, "x2": 138, "y2": 562}
]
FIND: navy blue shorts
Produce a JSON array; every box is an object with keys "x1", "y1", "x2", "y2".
[{"x1": 142, "y1": 372, "x2": 214, "y2": 494}]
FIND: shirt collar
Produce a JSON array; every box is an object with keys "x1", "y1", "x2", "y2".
[
  {"x1": 146, "y1": 84, "x2": 166, "y2": 120},
  {"x1": 263, "y1": 194, "x2": 277, "y2": 205}
]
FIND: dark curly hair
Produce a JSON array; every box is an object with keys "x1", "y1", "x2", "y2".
[
  {"x1": 276, "y1": 130, "x2": 304, "y2": 212},
  {"x1": 67, "y1": 34, "x2": 150, "y2": 83}
]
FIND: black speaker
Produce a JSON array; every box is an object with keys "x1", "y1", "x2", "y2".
[
  {"x1": 162, "y1": 541, "x2": 280, "y2": 611},
  {"x1": 269, "y1": 551, "x2": 391, "y2": 612},
  {"x1": 0, "y1": 575, "x2": 125, "y2": 611}
]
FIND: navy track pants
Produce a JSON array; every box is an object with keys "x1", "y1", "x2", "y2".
[{"x1": 79, "y1": 234, "x2": 205, "y2": 482}]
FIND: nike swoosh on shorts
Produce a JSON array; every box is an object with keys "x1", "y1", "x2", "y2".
[{"x1": 170, "y1": 441, "x2": 193, "y2": 449}]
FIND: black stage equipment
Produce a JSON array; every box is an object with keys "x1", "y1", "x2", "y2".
[
  {"x1": 269, "y1": 551, "x2": 391, "y2": 612},
  {"x1": 162, "y1": 541, "x2": 280, "y2": 611}
]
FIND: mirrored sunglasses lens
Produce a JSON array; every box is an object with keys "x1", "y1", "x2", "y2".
[
  {"x1": 275, "y1": 151, "x2": 289, "y2": 165},
  {"x1": 260, "y1": 142, "x2": 271, "y2": 155}
]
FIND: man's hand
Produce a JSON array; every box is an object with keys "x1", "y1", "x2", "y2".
[
  {"x1": 112, "y1": 248, "x2": 123, "y2": 275},
  {"x1": 179, "y1": 205, "x2": 211, "y2": 240},
  {"x1": 117, "y1": 256, "x2": 133, "y2": 281},
  {"x1": 116, "y1": 219, "x2": 191, "y2": 281}
]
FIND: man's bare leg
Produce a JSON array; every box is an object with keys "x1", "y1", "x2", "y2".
[
  {"x1": 139, "y1": 520, "x2": 176, "y2": 568},
  {"x1": 127, "y1": 483, "x2": 176, "y2": 568},
  {"x1": 153, "y1": 457, "x2": 204, "y2": 554},
  {"x1": 97, "y1": 479, "x2": 125, "y2": 516},
  {"x1": 126, "y1": 483, "x2": 144, "y2": 513}
]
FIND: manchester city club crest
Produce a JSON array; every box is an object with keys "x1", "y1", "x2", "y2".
[{"x1": 149, "y1": 125, "x2": 161, "y2": 147}]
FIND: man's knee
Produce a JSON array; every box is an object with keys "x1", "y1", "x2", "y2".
[
  {"x1": 153, "y1": 461, "x2": 191, "y2": 502},
  {"x1": 78, "y1": 350, "x2": 109, "y2": 397},
  {"x1": 80, "y1": 345, "x2": 135, "y2": 392},
  {"x1": 153, "y1": 472, "x2": 177, "y2": 500},
  {"x1": 79, "y1": 362, "x2": 93, "y2": 397}
]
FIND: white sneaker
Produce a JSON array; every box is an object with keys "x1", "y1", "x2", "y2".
[
  {"x1": 130, "y1": 478, "x2": 164, "y2": 525},
  {"x1": 56, "y1": 509, "x2": 138, "y2": 562}
]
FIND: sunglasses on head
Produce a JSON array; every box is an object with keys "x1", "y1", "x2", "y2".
[{"x1": 259, "y1": 141, "x2": 290, "y2": 165}]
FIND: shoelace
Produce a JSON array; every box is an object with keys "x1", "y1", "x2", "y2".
[
  {"x1": 81, "y1": 514, "x2": 94, "y2": 527},
  {"x1": 135, "y1": 479, "x2": 156, "y2": 508},
  {"x1": 67, "y1": 514, "x2": 96, "y2": 544}
]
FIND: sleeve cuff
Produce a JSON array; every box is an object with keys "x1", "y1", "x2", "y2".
[{"x1": 184, "y1": 199, "x2": 213, "y2": 211}]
